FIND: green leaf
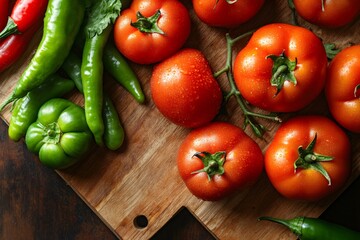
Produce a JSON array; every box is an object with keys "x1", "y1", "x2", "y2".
[{"x1": 85, "y1": 0, "x2": 121, "y2": 38}]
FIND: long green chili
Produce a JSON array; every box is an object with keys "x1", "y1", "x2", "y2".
[
  {"x1": 0, "y1": 0, "x2": 85, "y2": 111},
  {"x1": 103, "y1": 43, "x2": 145, "y2": 103},
  {"x1": 103, "y1": 95, "x2": 124, "y2": 150},
  {"x1": 62, "y1": 52, "x2": 84, "y2": 93},
  {"x1": 259, "y1": 216, "x2": 360, "y2": 240},
  {"x1": 81, "y1": 25, "x2": 112, "y2": 146},
  {"x1": 62, "y1": 50, "x2": 125, "y2": 150}
]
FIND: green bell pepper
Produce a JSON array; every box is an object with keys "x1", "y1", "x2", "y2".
[{"x1": 25, "y1": 98, "x2": 93, "y2": 169}]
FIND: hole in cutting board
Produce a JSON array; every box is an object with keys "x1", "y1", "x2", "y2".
[
  {"x1": 133, "y1": 215, "x2": 149, "y2": 229},
  {"x1": 150, "y1": 207, "x2": 217, "y2": 240}
]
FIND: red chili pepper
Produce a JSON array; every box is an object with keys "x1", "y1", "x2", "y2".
[
  {"x1": 0, "y1": 0, "x2": 48, "y2": 39},
  {"x1": 0, "y1": 0, "x2": 10, "y2": 32},
  {"x1": 0, "y1": 23, "x2": 39, "y2": 72}
]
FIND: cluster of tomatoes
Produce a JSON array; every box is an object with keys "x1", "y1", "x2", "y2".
[{"x1": 113, "y1": 0, "x2": 360, "y2": 201}]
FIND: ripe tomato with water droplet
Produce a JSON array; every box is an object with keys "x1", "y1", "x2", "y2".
[{"x1": 150, "y1": 48, "x2": 222, "y2": 128}]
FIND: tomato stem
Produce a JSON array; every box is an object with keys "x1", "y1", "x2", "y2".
[
  {"x1": 131, "y1": 10, "x2": 164, "y2": 35},
  {"x1": 294, "y1": 133, "x2": 333, "y2": 185},
  {"x1": 267, "y1": 51, "x2": 297, "y2": 96},
  {"x1": 215, "y1": 31, "x2": 282, "y2": 138},
  {"x1": 191, "y1": 151, "x2": 226, "y2": 181}
]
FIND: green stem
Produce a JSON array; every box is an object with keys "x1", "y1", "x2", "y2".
[
  {"x1": 324, "y1": 43, "x2": 340, "y2": 60},
  {"x1": 131, "y1": 10, "x2": 164, "y2": 34},
  {"x1": 354, "y1": 84, "x2": 360, "y2": 98},
  {"x1": 215, "y1": 31, "x2": 282, "y2": 138},
  {"x1": 258, "y1": 216, "x2": 303, "y2": 236},
  {"x1": 287, "y1": 0, "x2": 299, "y2": 26}
]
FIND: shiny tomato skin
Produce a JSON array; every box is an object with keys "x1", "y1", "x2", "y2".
[
  {"x1": 265, "y1": 115, "x2": 351, "y2": 201},
  {"x1": 150, "y1": 48, "x2": 222, "y2": 128},
  {"x1": 177, "y1": 122, "x2": 264, "y2": 201},
  {"x1": 192, "y1": 0, "x2": 265, "y2": 28},
  {"x1": 113, "y1": 0, "x2": 191, "y2": 64},
  {"x1": 293, "y1": 0, "x2": 360, "y2": 28},
  {"x1": 233, "y1": 23, "x2": 328, "y2": 112},
  {"x1": 325, "y1": 45, "x2": 360, "y2": 133}
]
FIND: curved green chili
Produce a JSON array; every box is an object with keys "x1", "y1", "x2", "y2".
[
  {"x1": 259, "y1": 216, "x2": 360, "y2": 240},
  {"x1": 8, "y1": 75, "x2": 75, "y2": 141},
  {"x1": 103, "y1": 95, "x2": 125, "y2": 150},
  {"x1": 62, "y1": 50, "x2": 125, "y2": 150},
  {"x1": 81, "y1": 25, "x2": 112, "y2": 146},
  {"x1": 62, "y1": 51, "x2": 84, "y2": 93},
  {"x1": 103, "y1": 43, "x2": 145, "y2": 104},
  {"x1": 0, "y1": 0, "x2": 85, "y2": 111}
]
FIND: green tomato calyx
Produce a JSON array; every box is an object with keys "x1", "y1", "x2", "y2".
[
  {"x1": 267, "y1": 51, "x2": 297, "y2": 96},
  {"x1": 191, "y1": 151, "x2": 226, "y2": 181},
  {"x1": 131, "y1": 10, "x2": 164, "y2": 35},
  {"x1": 294, "y1": 133, "x2": 333, "y2": 185},
  {"x1": 42, "y1": 122, "x2": 61, "y2": 144}
]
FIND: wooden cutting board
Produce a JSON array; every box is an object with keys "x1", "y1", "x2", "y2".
[{"x1": 1, "y1": 1, "x2": 360, "y2": 239}]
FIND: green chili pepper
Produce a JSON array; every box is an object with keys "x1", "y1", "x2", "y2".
[
  {"x1": 103, "y1": 95, "x2": 124, "y2": 150},
  {"x1": 25, "y1": 98, "x2": 93, "y2": 169},
  {"x1": 0, "y1": 0, "x2": 85, "y2": 111},
  {"x1": 81, "y1": 25, "x2": 112, "y2": 146},
  {"x1": 103, "y1": 43, "x2": 145, "y2": 104},
  {"x1": 62, "y1": 50, "x2": 125, "y2": 150},
  {"x1": 62, "y1": 51, "x2": 84, "y2": 93},
  {"x1": 8, "y1": 75, "x2": 75, "y2": 142},
  {"x1": 259, "y1": 216, "x2": 360, "y2": 240}
]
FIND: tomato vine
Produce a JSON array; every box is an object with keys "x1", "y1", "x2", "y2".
[{"x1": 214, "y1": 31, "x2": 282, "y2": 138}]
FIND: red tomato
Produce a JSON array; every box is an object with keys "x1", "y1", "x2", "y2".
[
  {"x1": 233, "y1": 23, "x2": 328, "y2": 112},
  {"x1": 264, "y1": 115, "x2": 351, "y2": 201},
  {"x1": 177, "y1": 122, "x2": 264, "y2": 201},
  {"x1": 192, "y1": 0, "x2": 265, "y2": 28},
  {"x1": 150, "y1": 48, "x2": 222, "y2": 128},
  {"x1": 293, "y1": 0, "x2": 360, "y2": 28},
  {"x1": 325, "y1": 45, "x2": 360, "y2": 133},
  {"x1": 113, "y1": 0, "x2": 191, "y2": 64}
]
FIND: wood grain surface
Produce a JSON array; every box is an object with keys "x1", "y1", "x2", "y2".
[
  {"x1": 1, "y1": 115, "x2": 360, "y2": 240},
  {"x1": 0, "y1": 0, "x2": 359, "y2": 239}
]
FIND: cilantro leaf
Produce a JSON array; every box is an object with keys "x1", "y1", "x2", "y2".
[{"x1": 85, "y1": 0, "x2": 121, "y2": 38}]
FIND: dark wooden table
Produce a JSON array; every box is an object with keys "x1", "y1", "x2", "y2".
[{"x1": 1, "y1": 118, "x2": 359, "y2": 240}]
